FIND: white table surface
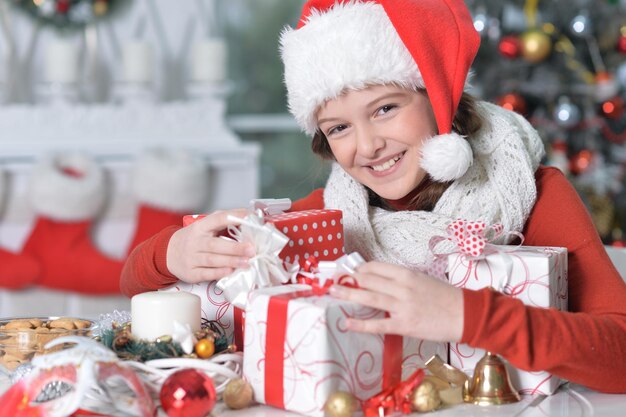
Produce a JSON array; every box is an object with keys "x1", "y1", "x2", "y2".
[{"x1": 1, "y1": 374, "x2": 625, "y2": 417}]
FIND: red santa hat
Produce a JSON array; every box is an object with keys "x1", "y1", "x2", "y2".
[{"x1": 280, "y1": 0, "x2": 481, "y2": 182}]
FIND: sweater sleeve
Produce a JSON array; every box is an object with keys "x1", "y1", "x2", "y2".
[
  {"x1": 460, "y1": 167, "x2": 626, "y2": 393},
  {"x1": 120, "y1": 225, "x2": 180, "y2": 297},
  {"x1": 290, "y1": 188, "x2": 325, "y2": 211}
]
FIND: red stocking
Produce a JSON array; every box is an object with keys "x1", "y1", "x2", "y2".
[
  {"x1": 126, "y1": 149, "x2": 209, "y2": 255},
  {"x1": 0, "y1": 170, "x2": 40, "y2": 289},
  {"x1": 22, "y1": 154, "x2": 124, "y2": 294}
]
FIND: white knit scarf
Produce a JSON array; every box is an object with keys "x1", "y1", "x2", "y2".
[{"x1": 323, "y1": 102, "x2": 545, "y2": 276}]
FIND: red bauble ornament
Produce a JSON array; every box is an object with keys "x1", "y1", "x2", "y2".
[
  {"x1": 600, "y1": 96, "x2": 625, "y2": 119},
  {"x1": 499, "y1": 35, "x2": 521, "y2": 59},
  {"x1": 611, "y1": 240, "x2": 626, "y2": 248},
  {"x1": 569, "y1": 150, "x2": 594, "y2": 175},
  {"x1": 496, "y1": 93, "x2": 528, "y2": 116},
  {"x1": 160, "y1": 369, "x2": 217, "y2": 417},
  {"x1": 617, "y1": 34, "x2": 626, "y2": 54},
  {"x1": 56, "y1": 0, "x2": 70, "y2": 14}
]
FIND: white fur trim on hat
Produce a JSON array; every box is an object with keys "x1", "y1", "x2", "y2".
[
  {"x1": 420, "y1": 133, "x2": 473, "y2": 182},
  {"x1": 28, "y1": 153, "x2": 106, "y2": 221},
  {"x1": 132, "y1": 148, "x2": 209, "y2": 212},
  {"x1": 280, "y1": 2, "x2": 423, "y2": 136}
]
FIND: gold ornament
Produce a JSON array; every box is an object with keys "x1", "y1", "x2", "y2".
[
  {"x1": 324, "y1": 391, "x2": 358, "y2": 417},
  {"x1": 223, "y1": 378, "x2": 254, "y2": 410},
  {"x1": 465, "y1": 352, "x2": 520, "y2": 405},
  {"x1": 422, "y1": 375, "x2": 451, "y2": 391},
  {"x1": 410, "y1": 381, "x2": 441, "y2": 413},
  {"x1": 520, "y1": 30, "x2": 552, "y2": 63},
  {"x1": 194, "y1": 338, "x2": 215, "y2": 359},
  {"x1": 93, "y1": 0, "x2": 108, "y2": 16},
  {"x1": 156, "y1": 335, "x2": 172, "y2": 344},
  {"x1": 587, "y1": 191, "x2": 615, "y2": 238}
]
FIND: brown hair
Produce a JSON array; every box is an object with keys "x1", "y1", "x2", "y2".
[{"x1": 311, "y1": 92, "x2": 485, "y2": 211}]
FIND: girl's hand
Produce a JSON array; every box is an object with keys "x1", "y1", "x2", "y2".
[
  {"x1": 329, "y1": 261, "x2": 464, "y2": 342},
  {"x1": 166, "y1": 208, "x2": 256, "y2": 283}
]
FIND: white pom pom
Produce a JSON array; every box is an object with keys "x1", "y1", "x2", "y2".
[
  {"x1": 29, "y1": 153, "x2": 106, "y2": 221},
  {"x1": 420, "y1": 133, "x2": 473, "y2": 182},
  {"x1": 133, "y1": 148, "x2": 209, "y2": 212}
]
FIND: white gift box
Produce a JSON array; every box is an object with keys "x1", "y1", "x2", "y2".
[
  {"x1": 160, "y1": 281, "x2": 243, "y2": 347},
  {"x1": 243, "y1": 285, "x2": 447, "y2": 417},
  {"x1": 447, "y1": 246, "x2": 568, "y2": 395}
]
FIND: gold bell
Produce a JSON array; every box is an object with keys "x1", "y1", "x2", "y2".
[{"x1": 464, "y1": 352, "x2": 521, "y2": 406}]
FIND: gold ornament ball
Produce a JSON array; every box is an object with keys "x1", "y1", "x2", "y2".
[
  {"x1": 324, "y1": 391, "x2": 358, "y2": 417},
  {"x1": 410, "y1": 381, "x2": 442, "y2": 413},
  {"x1": 520, "y1": 30, "x2": 552, "y2": 63},
  {"x1": 194, "y1": 338, "x2": 215, "y2": 359},
  {"x1": 223, "y1": 378, "x2": 254, "y2": 410},
  {"x1": 93, "y1": 0, "x2": 108, "y2": 16}
]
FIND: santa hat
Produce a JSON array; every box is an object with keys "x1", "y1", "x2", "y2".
[{"x1": 280, "y1": 0, "x2": 481, "y2": 182}]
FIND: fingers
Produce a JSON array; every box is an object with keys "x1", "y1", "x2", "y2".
[
  {"x1": 329, "y1": 285, "x2": 398, "y2": 313},
  {"x1": 351, "y1": 271, "x2": 396, "y2": 296},
  {"x1": 345, "y1": 318, "x2": 398, "y2": 335},
  {"x1": 196, "y1": 208, "x2": 250, "y2": 235},
  {"x1": 196, "y1": 253, "x2": 250, "y2": 269},
  {"x1": 201, "y1": 238, "x2": 256, "y2": 258}
]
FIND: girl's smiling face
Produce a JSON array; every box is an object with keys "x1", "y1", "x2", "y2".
[{"x1": 316, "y1": 84, "x2": 438, "y2": 200}]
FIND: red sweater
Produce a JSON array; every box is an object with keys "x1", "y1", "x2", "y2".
[{"x1": 120, "y1": 167, "x2": 626, "y2": 393}]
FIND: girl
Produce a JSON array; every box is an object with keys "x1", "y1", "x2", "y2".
[{"x1": 121, "y1": 0, "x2": 626, "y2": 393}]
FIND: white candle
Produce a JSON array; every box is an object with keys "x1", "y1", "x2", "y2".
[
  {"x1": 122, "y1": 40, "x2": 154, "y2": 83},
  {"x1": 131, "y1": 291, "x2": 201, "y2": 341},
  {"x1": 45, "y1": 40, "x2": 79, "y2": 84},
  {"x1": 190, "y1": 38, "x2": 227, "y2": 83}
]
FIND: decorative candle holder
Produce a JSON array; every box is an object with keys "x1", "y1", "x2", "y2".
[
  {"x1": 36, "y1": 39, "x2": 80, "y2": 105},
  {"x1": 187, "y1": 37, "x2": 231, "y2": 101},
  {"x1": 113, "y1": 40, "x2": 157, "y2": 105}
]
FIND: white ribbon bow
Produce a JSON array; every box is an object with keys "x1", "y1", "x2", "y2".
[{"x1": 216, "y1": 212, "x2": 294, "y2": 308}]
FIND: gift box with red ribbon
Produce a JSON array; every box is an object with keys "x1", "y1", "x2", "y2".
[
  {"x1": 242, "y1": 284, "x2": 448, "y2": 417},
  {"x1": 439, "y1": 220, "x2": 568, "y2": 395},
  {"x1": 183, "y1": 209, "x2": 344, "y2": 268}
]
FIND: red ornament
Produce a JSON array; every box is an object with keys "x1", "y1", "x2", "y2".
[
  {"x1": 569, "y1": 150, "x2": 594, "y2": 175},
  {"x1": 498, "y1": 35, "x2": 521, "y2": 59},
  {"x1": 160, "y1": 369, "x2": 217, "y2": 417},
  {"x1": 56, "y1": 0, "x2": 70, "y2": 14},
  {"x1": 617, "y1": 34, "x2": 626, "y2": 54},
  {"x1": 600, "y1": 96, "x2": 625, "y2": 119},
  {"x1": 611, "y1": 240, "x2": 626, "y2": 248},
  {"x1": 496, "y1": 93, "x2": 528, "y2": 116}
]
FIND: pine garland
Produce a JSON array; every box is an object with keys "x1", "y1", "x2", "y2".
[
  {"x1": 11, "y1": 0, "x2": 129, "y2": 31},
  {"x1": 99, "y1": 318, "x2": 231, "y2": 362}
]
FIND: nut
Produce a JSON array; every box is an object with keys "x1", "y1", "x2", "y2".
[
  {"x1": 0, "y1": 317, "x2": 93, "y2": 370},
  {"x1": 49, "y1": 318, "x2": 77, "y2": 330}
]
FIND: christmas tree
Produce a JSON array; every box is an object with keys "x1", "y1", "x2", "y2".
[{"x1": 465, "y1": 0, "x2": 626, "y2": 244}]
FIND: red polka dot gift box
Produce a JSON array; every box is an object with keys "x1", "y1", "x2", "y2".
[
  {"x1": 264, "y1": 209, "x2": 344, "y2": 267},
  {"x1": 183, "y1": 209, "x2": 345, "y2": 268}
]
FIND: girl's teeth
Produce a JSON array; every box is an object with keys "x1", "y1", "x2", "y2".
[{"x1": 372, "y1": 155, "x2": 401, "y2": 172}]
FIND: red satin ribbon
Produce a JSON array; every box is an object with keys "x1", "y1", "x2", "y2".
[
  {"x1": 264, "y1": 289, "x2": 318, "y2": 408},
  {"x1": 296, "y1": 256, "x2": 359, "y2": 289},
  {"x1": 233, "y1": 307, "x2": 244, "y2": 352},
  {"x1": 263, "y1": 287, "x2": 403, "y2": 409},
  {"x1": 362, "y1": 368, "x2": 426, "y2": 417}
]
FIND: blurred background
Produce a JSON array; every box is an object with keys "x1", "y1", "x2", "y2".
[{"x1": 0, "y1": 0, "x2": 625, "y2": 316}]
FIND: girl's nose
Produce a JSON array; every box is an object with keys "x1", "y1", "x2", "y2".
[{"x1": 355, "y1": 127, "x2": 385, "y2": 159}]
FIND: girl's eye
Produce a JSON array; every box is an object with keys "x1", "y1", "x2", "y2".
[
  {"x1": 377, "y1": 104, "x2": 396, "y2": 116},
  {"x1": 328, "y1": 124, "x2": 348, "y2": 136}
]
